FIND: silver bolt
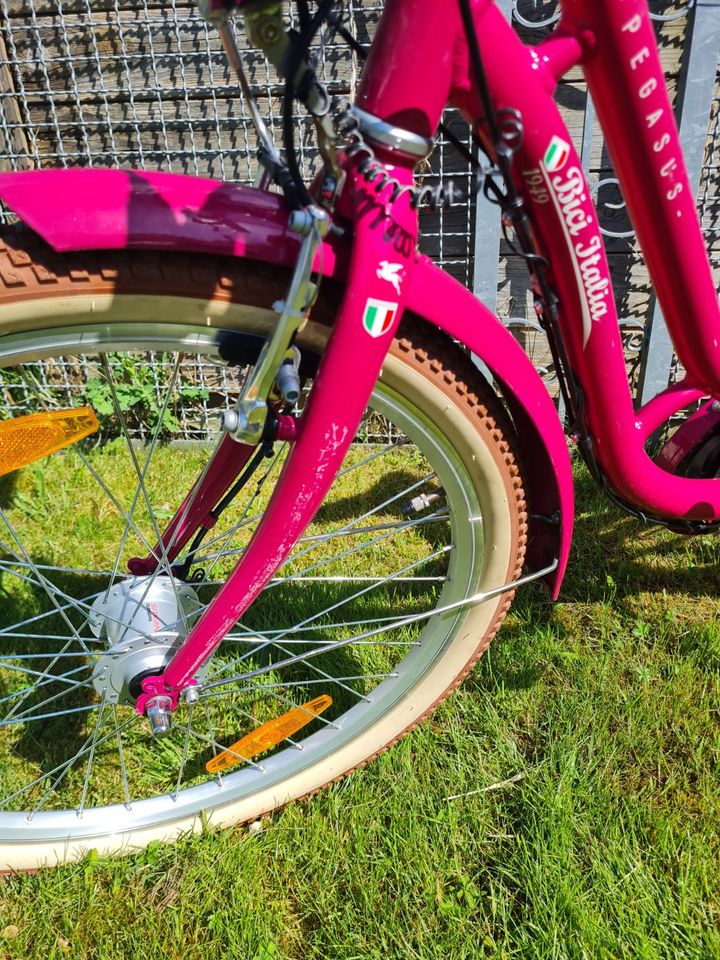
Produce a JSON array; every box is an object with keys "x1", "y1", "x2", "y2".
[
  {"x1": 712, "y1": 401, "x2": 720, "y2": 413},
  {"x1": 289, "y1": 210, "x2": 315, "y2": 236},
  {"x1": 146, "y1": 695, "x2": 173, "y2": 738},
  {"x1": 221, "y1": 409, "x2": 239, "y2": 433},
  {"x1": 181, "y1": 685, "x2": 201, "y2": 705}
]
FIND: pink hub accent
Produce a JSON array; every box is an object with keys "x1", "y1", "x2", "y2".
[
  {"x1": 275, "y1": 414, "x2": 299, "y2": 442},
  {"x1": 135, "y1": 676, "x2": 198, "y2": 716}
]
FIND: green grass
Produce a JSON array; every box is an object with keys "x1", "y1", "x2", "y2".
[
  {"x1": 0, "y1": 439, "x2": 444, "y2": 810},
  {"x1": 1, "y1": 460, "x2": 720, "y2": 959}
]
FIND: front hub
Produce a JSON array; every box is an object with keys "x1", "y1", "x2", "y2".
[{"x1": 89, "y1": 576, "x2": 207, "y2": 718}]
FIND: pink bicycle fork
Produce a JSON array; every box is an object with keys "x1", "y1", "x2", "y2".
[{"x1": 135, "y1": 163, "x2": 421, "y2": 716}]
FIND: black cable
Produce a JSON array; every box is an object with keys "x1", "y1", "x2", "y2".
[
  {"x1": 213, "y1": 445, "x2": 269, "y2": 516},
  {"x1": 282, "y1": 0, "x2": 334, "y2": 207},
  {"x1": 456, "y1": 0, "x2": 502, "y2": 154}
]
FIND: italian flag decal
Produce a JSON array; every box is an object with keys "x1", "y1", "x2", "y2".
[
  {"x1": 363, "y1": 298, "x2": 398, "y2": 338},
  {"x1": 543, "y1": 135, "x2": 571, "y2": 173}
]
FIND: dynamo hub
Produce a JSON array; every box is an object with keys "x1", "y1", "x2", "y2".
[{"x1": 89, "y1": 576, "x2": 207, "y2": 719}]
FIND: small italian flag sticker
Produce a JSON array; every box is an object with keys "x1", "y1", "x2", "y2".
[
  {"x1": 362, "y1": 298, "x2": 398, "y2": 338},
  {"x1": 543, "y1": 135, "x2": 571, "y2": 173}
]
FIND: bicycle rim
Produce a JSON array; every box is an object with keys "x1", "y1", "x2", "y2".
[{"x1": 0, "y1": 305, "x2": 523, "y2": 867}]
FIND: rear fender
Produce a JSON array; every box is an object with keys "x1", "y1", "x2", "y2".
[{"x1": 0, "y1": 168, "x2": 572, "y2": 595}]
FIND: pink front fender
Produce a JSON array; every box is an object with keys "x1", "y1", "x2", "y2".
[
  {"x1": 0, "y1": 167, "x2": 572, "y2": 595},
  {"x1": 406, "y1": 258, "x2": 573, "y2": 596},
  {"x1": 0, "y1": 168, "x2": 346, "y2": 280}
]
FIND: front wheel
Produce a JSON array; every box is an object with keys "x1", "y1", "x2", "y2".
[{"x1": 0, "y1": 229, "x2": 527, "y2": 870}]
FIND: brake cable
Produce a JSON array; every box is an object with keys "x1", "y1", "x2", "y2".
[{"x1": 281, "y1": 0, "x2": 335, "y2": 206}]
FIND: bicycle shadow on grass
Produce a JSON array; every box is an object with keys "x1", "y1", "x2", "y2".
[
  {"x1": 560, "y1": 467, "x2": 720, "y2": 602},
  {"x1": 0, "y1": 565, "x2": 117, "y2": 779},
  {"x1": 0, "y1": 472, "x2": 18, "y2": 509},
  {"x1": 468, "y1": 465, "x2": 720, "y2": 696}
]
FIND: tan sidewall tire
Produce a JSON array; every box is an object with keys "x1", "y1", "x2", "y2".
[{"x1": 0, "y1": 243, "x2": 526, "y2": 870}]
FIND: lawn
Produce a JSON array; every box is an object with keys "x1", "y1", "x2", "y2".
[{"x1": 0, "y1": 462, "x2": 719, "y2": 959}]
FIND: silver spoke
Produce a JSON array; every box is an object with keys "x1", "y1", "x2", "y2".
[
  {"x1": 0, "y1": 559, "x2": 117, "y2": 579},
  {"x1": 221, "y1": 636, "x2": 419, "y2": 646},
  {"x1": 0, "y1": 664, "x2": 91, "y2": 713},
  {"x1": 192, "y1": 474, "x2": 440, "y2": 569},
  {"x1": 1, "y1": 701, "x2": 99, "y2": 730},
  {"x1": 103, "y1": 354, "x2": 182, "y2": 602},
  {"x1": 0, "y1": 552, "x2": 106, "y2": 629},
  {"x1": 0, "y1": 650, "x2": 97, "y2": 658},
  {"x1": 191, "y1": 441, "x2": 407, "y2": 565},
  {"x1": 278, "y1": 472, "x2": 437, "y2": 567},
  {"x1": 200, "y1": 673, "x2": 396, "y2": 703},
  {"x1": 213, "y1": 622, "x2": 375, "y2": 705},
  {"x1": 0, "y1": 512, "x2": 94, "y2": 655},
  {"x1": 99, "y1": 354, "x2": 190, "y2": 633},
  {"x1": 73, "y1": 449, "x2": 161, "y2": 558},
  {"x1": 0, "y1": 551, "x2": 171, "y2": 649},
  {"x1": 204, "y1": 565, "x2": 556, "y2": 696},
  {"x1": 1, "y1": 646, "x2": 91, "y2": 722},
  {"x1": 112, "y1": 705, "x2": 132, "y2": 811},
  {"x1": 13, "y1": 716, "x2": 138, "y2": 817},
  {"x1": 0, "y1": 660, "x2": 92, "y2": 689},
  {"x1": 3, "y1": 676, "x2": 97, "y2": 726},
  {"x1": 183, "y1": 725, "x2": 265, "y2": 773},
  {"x1": 269, "y1": 509, "x2": 445, "y2": 589},
  {"x1": 200, "y1": 442, "x2": 287, "y2": 581},
  {"x1": 206, "y1": 545, "x2": 451, "y2": 684},
  {"x1": 78, "y1": 693, "x2": 109, "y2": 816},
  {"x1": 0, "y1": 590, "x2": 104, "y2": 637}
]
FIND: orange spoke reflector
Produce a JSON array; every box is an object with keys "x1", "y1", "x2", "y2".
[
  {"x1": 0, "y1": 407, "x2": 99, "y2": 477},
  {"x1": 206, "y1": 694, "x2": 333, "y2": 774}
]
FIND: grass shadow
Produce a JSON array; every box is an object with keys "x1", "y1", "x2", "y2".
[{"x1": 0, "y1": 564, "x2": 110, "y2": 777}]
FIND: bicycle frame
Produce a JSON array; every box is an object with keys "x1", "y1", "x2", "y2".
[{"x1": 0, "y1": 0, "x2": 717, "y2": 710}]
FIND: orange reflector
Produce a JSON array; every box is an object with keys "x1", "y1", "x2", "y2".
[
  {"x1": 206, "y1": 695, "x2": 333, "y2": 774},
  {"x1": 0, "y1": 407, "x2": 99, "y2": 477}
]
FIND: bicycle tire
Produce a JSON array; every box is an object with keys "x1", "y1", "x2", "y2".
[{"x1": 0, "y1": 226, "x2": 527, "y2": 871}]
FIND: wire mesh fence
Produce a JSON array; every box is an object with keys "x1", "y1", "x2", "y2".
[{"x1": 0, "y1": 0, "x2": 717, "y2": 438}]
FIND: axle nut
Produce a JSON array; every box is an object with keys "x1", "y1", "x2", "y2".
[{"x1": 146, "y1": 695, "x2": 173, "y2": 738}]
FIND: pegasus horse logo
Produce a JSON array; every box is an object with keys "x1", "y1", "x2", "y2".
[{"x1": 377, "y1": 261, "x2": 405, "y2": 296}]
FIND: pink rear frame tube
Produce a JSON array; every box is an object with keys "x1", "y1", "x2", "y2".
[
  {"x1": 147, "y1": 0, "x2": 720, "y2": 700},
  {"x1": 460, "y1": 0, "x2": 720, "y2": 520}
]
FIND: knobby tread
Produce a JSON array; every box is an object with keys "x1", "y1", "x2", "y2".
[{"x1": 0, "y1": 224, "x2": 528, "y2": 866}]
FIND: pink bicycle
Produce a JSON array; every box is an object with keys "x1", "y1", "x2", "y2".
[{"x1": 0, "y1": 0, "x2": 716, "y2": 870}]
